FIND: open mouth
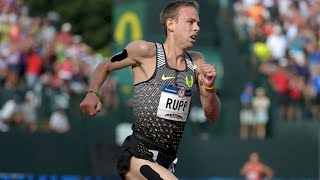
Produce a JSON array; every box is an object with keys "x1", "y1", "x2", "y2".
[{"x1": 190, "y1": 35, "x2": 197, "y2": 41}]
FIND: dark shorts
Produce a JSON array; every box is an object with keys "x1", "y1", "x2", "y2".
[{"x1": 117, "y1": 132, "x2": 177, "y2": 179}]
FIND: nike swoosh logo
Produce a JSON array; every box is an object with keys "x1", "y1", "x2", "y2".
[{"x1": 162, "y1": 75, "x2": 175, "y2": 80}]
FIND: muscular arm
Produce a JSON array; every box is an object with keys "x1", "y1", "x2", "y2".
[
  {"x1": 89, "y1": 40, "x2": 152, "y2": 92},
  {"x1": 80, "y1": 40, "x2": 154, "y2": 116},
  {"x1": 191, "y1": 52, "x2": 221, "y2": 122}
]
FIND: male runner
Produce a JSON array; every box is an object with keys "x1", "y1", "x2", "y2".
[{"x1": 80, "y1": 1, "x2": 221, "y2": 179}]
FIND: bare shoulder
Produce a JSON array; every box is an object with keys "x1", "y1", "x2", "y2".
[
  {"x1": 126, "y1": 40, "x2": 156, "y2": 60},
  {"x1": 188, "y1": 51, "x2": 205, "y2": 64}
]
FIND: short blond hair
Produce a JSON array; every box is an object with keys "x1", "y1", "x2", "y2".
[{"x1": 160, "y1": 0, "x2": 199, "y2": 36}]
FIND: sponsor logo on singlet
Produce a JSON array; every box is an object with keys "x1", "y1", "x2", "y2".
[{"x1": 162, "y1": 75, "x2": 176, "y2": 81}]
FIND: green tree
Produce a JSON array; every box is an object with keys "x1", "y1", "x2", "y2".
[{"x1": 26, "y1": 0, "x2": 113, "y2": 50}]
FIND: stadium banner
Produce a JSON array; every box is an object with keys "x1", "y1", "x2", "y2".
[{"x1": 112, "y1": 0, "x2": 146, "y2": 52}]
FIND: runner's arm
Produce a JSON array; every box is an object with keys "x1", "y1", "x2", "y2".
[
  {"x1": 88, "y1": 40, "x2": 152, "y2": 92},
  {"x1": 191, "y1": 51, "x2": 221, "y2": 122}
]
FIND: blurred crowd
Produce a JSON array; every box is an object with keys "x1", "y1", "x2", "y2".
[
  {"x1": 2, "y1": 0, "x2": 319, "y2": 139},
  {"x1": 0, "y1": 0, "x2": 118, "y2": 133},
  {"x1": 234, "y1": 0, "x2": 320, "y2": 139}
]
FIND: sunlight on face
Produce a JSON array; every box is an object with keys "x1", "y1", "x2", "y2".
[{"x1": 174, "y1": 6, "x2": 200, "y2": 49}]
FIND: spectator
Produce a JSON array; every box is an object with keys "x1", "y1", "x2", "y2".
[
  {"x1": 287, "y1": 72, "x2": 304, "y2": 121},
  {"x1": 25, "y1": 46, "x2": 43, "y2": 89},
  {"x1": 311, "y1": 67, "x2": 320, "y2": 121},
  {"x1": 266, "y1": 25, "x2": 287, "y2": 65},
  {"x1": 268, "y1": 63, "x2": 289, "y2": 120},
  {"x1": 240, "y1": 152, "x2": 274, "y2": 180},
  {"x1": 247, "y1": 0, "x2": 269, "y2": 26},
  {"x1": 252, "y1": 87, "x2": 270, "y2": 139},
  {"x1": 0, "y1": 94, "x2": 21, "y2": 132},
  {"x1": 54, "y1": 22, "x2": 72, "y2": 46},
  {"x1": 49, "y1": 108, "x2": 70, "y2": 134},
  {"x1": 40, "y1": 18, "x2": 56, "y2": 45},
  {"x1": 21, "y1": 90, "x2": 39, "y2": 133},
  {"x1": 240, "y1": 82, "x2": 255, "y2": 139},
  {"x1": 303, "y1": 80, "x2": 317, "y2": 120}
]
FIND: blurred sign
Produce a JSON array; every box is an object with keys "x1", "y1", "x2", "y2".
[
  {"x1": 114, "y1": 11, "x2": 142, "y2": 47},
  {"x1": 112, "y1": 0, "x2": 146, "y2": 95},
  {"x1": 113, "y1": 0, "x2": 146, "y2": 52}
]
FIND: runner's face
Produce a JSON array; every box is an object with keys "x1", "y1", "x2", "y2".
[{"x1": 174, "y1": 6, "x2": 200, "y2": 49}]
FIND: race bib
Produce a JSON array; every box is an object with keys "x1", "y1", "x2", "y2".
[{"x1": 157, "y1": 85, "x2": 191, "y2": 122}]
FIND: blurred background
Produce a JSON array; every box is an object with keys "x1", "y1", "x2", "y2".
[{"x1": 0, "y1": 0, "x2": 319, "y2": 179}]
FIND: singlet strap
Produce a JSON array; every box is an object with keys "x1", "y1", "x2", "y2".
[
  {"x1": 155, "y1": 43, "x2": 166, "y2": 68},
  {"x1": 185, "y1": 52, "x2": 195, "y2": 72}
]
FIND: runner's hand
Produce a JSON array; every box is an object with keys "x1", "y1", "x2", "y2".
[
  {"x1": 80, "y1": 93, "x2": 102, "y2": 116},
  {"x1": 199, "y1": 62, "x2": 216, "y2": 88}
]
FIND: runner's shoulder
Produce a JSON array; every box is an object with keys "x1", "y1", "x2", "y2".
[
  {"x1": 187, "y1": 51, "x2": 205, "y2": 63},
  {"x1": 126, "y1": 40, "x2": 156, "y2": 58}
]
